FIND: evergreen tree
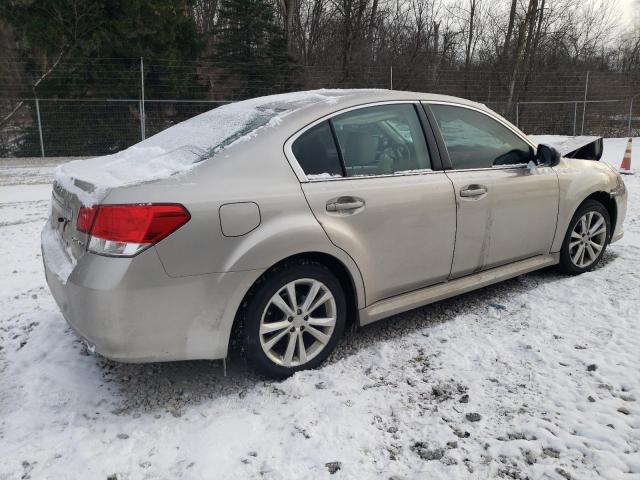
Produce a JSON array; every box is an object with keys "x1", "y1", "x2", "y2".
[
  {"x1": 4, "y1": 0, "x2": 203, "y2": 98},
  {"x1": 2, "y1": 0, "x2": 203, "y2": 155},
  {"x1": 215, "y1": 0, "x2": 299, "y2": 99}
]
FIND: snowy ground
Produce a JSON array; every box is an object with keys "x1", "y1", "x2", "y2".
[{"x1": 1, "y1": 142, "x2": 639, "y2": 480}]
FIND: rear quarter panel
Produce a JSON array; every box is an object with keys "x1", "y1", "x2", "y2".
[{"x1": 102, "y1": 135, "x2": 367, "y2": 308}]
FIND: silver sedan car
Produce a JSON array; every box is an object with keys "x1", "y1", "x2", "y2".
[{"x1": 42, "y1": 89, "x2": 627, "y2": 378}]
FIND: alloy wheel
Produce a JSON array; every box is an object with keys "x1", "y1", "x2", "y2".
[
  {"x1": 569, "y1": 211, "x2": 607, "y2": 268},
  {"x1": 259, "y1": 278, "x2": 337, "y2": 367}
]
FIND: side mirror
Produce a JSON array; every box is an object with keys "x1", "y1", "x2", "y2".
[{"x1": 536, "y1": 144, "x2": 561, "y2": 167}]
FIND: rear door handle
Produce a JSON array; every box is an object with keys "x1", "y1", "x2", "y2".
[
  {"x1": 460, "y1": 185, "x2": 488, "y2": 197},
  {"x1": 326, "y1": 197, "x2": 365, "y2": 212}
]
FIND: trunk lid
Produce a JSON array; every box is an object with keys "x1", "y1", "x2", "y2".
[{"x1": 50, "y1": 178, "x2": 104, "y2": 263}]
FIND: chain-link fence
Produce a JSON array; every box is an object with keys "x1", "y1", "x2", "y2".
[
  {"x1": 1, "y1": 60, "x2": 639, "y2": 157},
  {"x1": 0, "y1": 98, "x2": 232, "y2": 157}
]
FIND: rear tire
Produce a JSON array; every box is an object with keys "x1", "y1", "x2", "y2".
[
  {"x1": 241, "y1": 260, "x2": 346, "y2": 379},
  {"x1": 558, "y1": 199, "x2": 610, "y2": 275}
]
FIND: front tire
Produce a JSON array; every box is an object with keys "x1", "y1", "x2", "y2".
[
  {"x1": 558, "y1": 199, "x2": 610, "y2": 275},
  {"x1": 242, "y1": 260, "x2": 346, "y2": 379}
]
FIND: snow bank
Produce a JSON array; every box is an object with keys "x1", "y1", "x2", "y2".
[{"x1": 55, "y1": 89, "x2": 376, "y2": 205}]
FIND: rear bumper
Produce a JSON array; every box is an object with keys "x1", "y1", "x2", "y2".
[{"x1": 42, "y1": 226, "x2": 263, "y2": 362}]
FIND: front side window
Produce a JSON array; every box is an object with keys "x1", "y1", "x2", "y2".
[
  {"x1": 331, "y1": 104, "x2": 431, "y2": 176},
  {"x1": 291, "y1": 121, "x2": 343, "y2": 177},
  {"x1": 430, "y1": 104, "x2": 532, "y2": 169}
]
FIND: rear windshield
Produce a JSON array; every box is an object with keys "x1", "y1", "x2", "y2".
[{"x1": 207, "y1": 107, "x2": 285, "y2": 157}]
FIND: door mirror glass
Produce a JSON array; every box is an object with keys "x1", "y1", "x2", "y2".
[{"x1": 536, "y1": 144, "x2": 561, "y2": 167}]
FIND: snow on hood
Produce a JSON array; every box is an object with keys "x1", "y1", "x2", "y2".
[{"x1": 55, "y1": 89, "x2": 376, "y2": 205}]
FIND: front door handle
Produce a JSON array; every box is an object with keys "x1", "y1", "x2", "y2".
[
  {"x1": 326, "y1": 197, "x2": 365, "y2": 212},
  {"x1": 460, "y1": 185, "x2": 488, "y2": 198}
]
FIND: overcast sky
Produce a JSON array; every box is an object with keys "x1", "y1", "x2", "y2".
[
  {"x1": 615, "y1": 0, "x2": 640, "y2": 29},
  {"x1": 620, "y1": 0, "x2": 636, "y2": 26}
]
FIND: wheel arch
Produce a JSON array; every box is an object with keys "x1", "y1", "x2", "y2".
[
  {"x1": 583, "y1": 191, "x2": 617, "y2": 240},
  {"x1": 228, "y1": 251, "x2": 364, "y2": 356},
  {"x1": 557, "y1": 192, "x2": 614, "y2": 274},
  {"x1": 552, "y1": 184, "x2": 618, "y2": 253}
]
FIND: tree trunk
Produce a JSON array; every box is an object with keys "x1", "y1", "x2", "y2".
[
  {"x1": 506, "y1": 0, "x2": 538, "y2": 114},
  {"x1": 528, "y1": 0, "x2": 545, "y2": 72},
  {"x1": 367, "y1": 0, "x2": 378, "y2": 61},
  {"x1": 464, "y1": 0, "x2": 477, "y2": 95},
  {"x1": 341, "y1": 1, "x2": 352, "y2": 83},
  {"x1": 502, "y1": 0, "x2": 517, "y2": 61},
  {"x1": 279, "y1": 0, "x2": 297, "y2": 53},
  {"x1": 430, "y1": 20, "x2": 440, "y2": 88}
]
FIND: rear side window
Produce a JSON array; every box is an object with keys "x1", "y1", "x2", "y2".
[
  {"x1": 430, "y1": 104, "x2": 531, "y2": 169},
  {"x1": 332, "y1": 104, "x2": 431, "y2": 176},
  {"x1": 292, "y1": 121, "x2": 343, "y2": 177}
]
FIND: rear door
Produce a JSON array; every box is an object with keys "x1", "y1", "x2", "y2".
[
  {"x1": 289, "y1": 102, "x2": 457, "y2": 305},
  {"x1": 424, "y1": 102, "x2": 559, "y2": 277}
]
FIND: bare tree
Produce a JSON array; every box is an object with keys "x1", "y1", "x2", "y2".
[
  {"x1": 293, "y1": 0, "x2": 327, "y2": 64},
  {"x1": 279, "y1": 0, "x2": 298, "y2": 52},
  {"x1": 330, "y1": 0, "x2": 371, "y2": 81},
  {"x1": 506, "y1": 0, "x2": 538, "y2": 112},
  {"x1": 191, "y1": 0, "x2": 219, "y2": 36},
  {"x1": 502, "y1": 0, "x2": 517, "y2": 61},
  {"x1": 464, "y1": 0, "x2": 479, "y2": 71}
]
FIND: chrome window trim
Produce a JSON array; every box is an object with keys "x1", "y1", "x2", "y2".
[
  {"x1": 423, "y1": 100, "x2": 537, "y2": 172},
  {"x1": 283, "y1": 100, "x2": 437, "y2": 183},
  {"x1": 305, "y1": 169, "x2": 442, "y2": 183},
  {"x1": 444, "y1": 164, "x2": 529, "y2": 173}
]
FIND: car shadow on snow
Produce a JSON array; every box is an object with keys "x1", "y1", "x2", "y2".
[
  {"x1": 94, "y1": 354, "x2": 261, "y2": 416},
  {"x1": 339, "y1": 249, "x2": 619, "y2": 356},
  {"x1": 98, "y1": 250, "x2": 618, "y2": 416}
]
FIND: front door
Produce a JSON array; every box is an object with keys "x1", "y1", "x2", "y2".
[
  {"x1": 292, "y1": 103, "x2": 457, "y2": 305},
  {"x1": 426, "y1": 103, "x2": 559, "y2": 278}
]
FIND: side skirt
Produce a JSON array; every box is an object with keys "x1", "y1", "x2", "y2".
[{"x1": 359, "y1": 254, "x2": 559, "y2": 325}]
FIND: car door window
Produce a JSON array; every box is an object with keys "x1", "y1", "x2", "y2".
[
  {"x1": 292, "y1": 121, "x2": 344, "y2": 177},
  {"x1": 331, "y1": 104, "x2": 431, "y2": 176},
  {"x1": 430, "y1": 104, "x2": 532, "y2": 169}
]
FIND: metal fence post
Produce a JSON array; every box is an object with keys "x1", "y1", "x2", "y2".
[
  {"x1": 580, "y1": 71, "x2": 589, "y2": 136},
  {"x1": 140, "y1": 57, "x2": 146, "y2": 140},
  {"x1": 629, "y1": 96, "x2": 635, "y2": 137},
  {"x1": 515, "y1": 102, "x2": 519, "y2": 128},
  {"x1": 573, "y1": 102, "x2": 578, "y2": 136},
  {"x1": 34, "y1": 96, "x2": 45, "y2": 158},
  {"x1": 390, "y1": 65, "x2": 393, "y2": 90}
]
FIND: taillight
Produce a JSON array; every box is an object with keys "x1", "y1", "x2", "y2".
[
  {"x1": 77, "y1": 204, "x2": 190, "y2": 256},
  {"x1": 77, "y1": 206, "x2": 98, "y2": 233}
]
